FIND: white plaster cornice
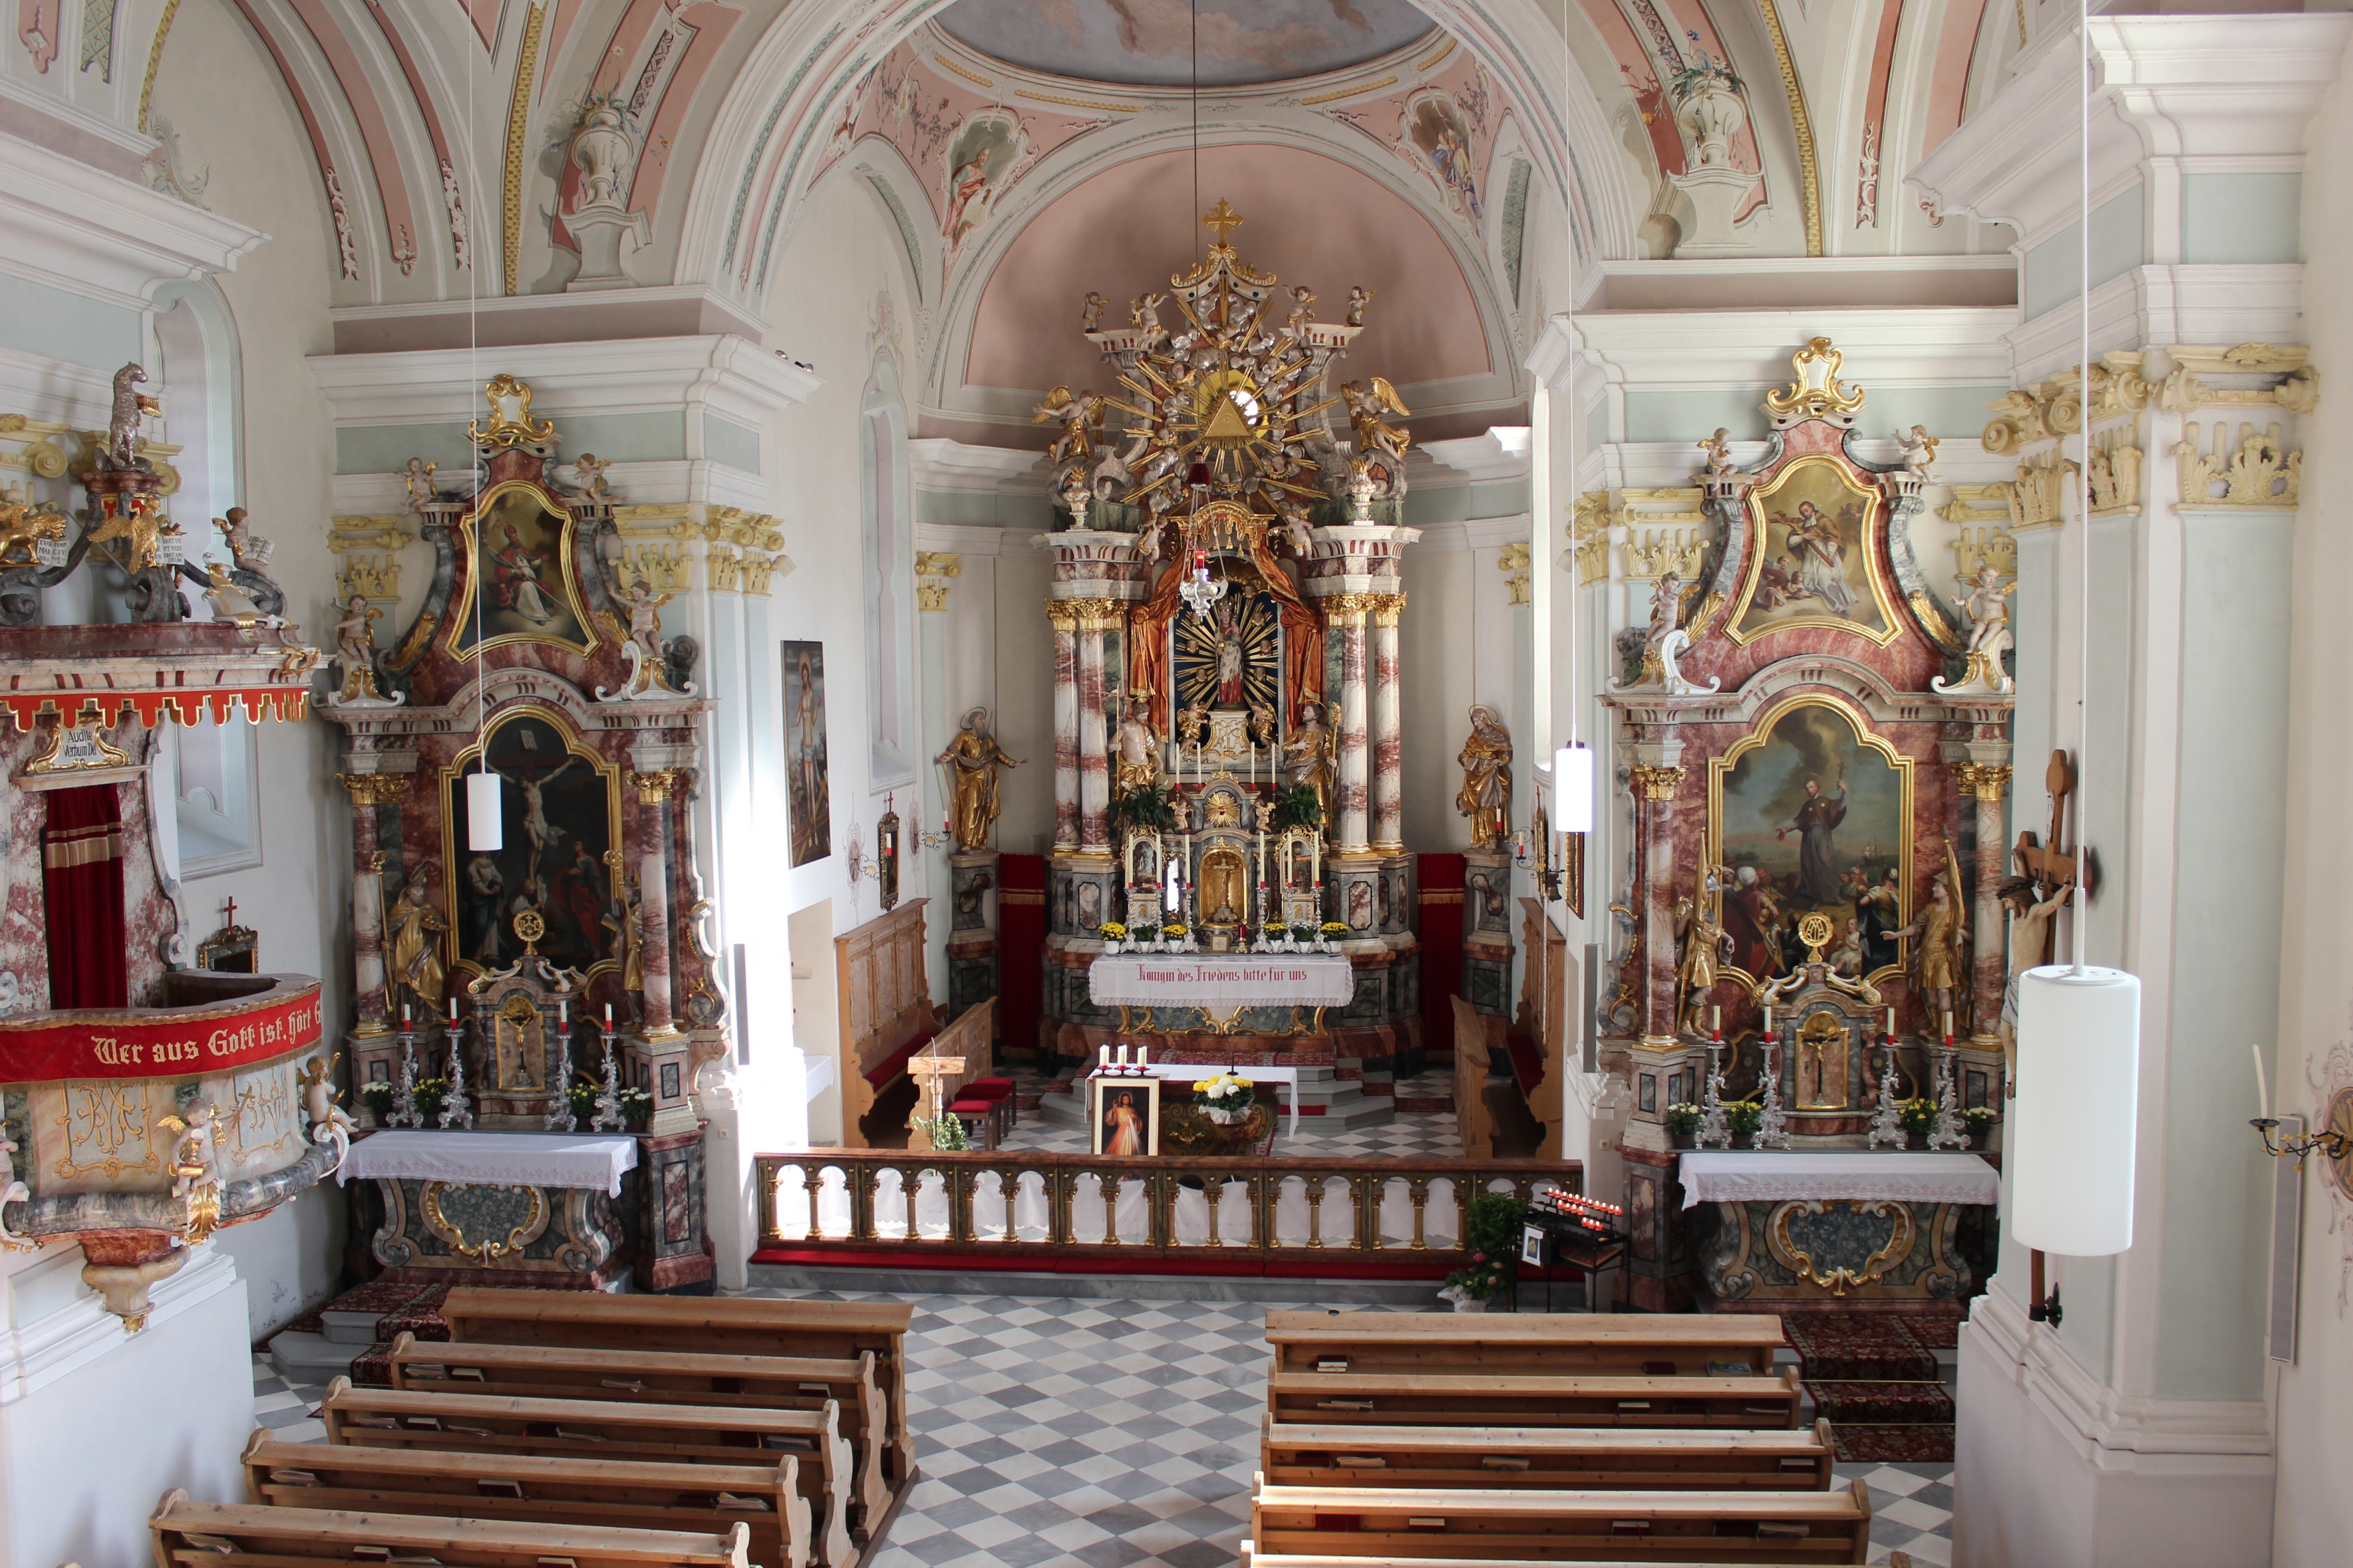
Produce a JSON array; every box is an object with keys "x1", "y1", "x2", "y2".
[
  {"x1": 908, "y1": 438, "x2": 1046, "y2": 495},
  {"x1": 0, "y1": 129, "x2": 266, "y2": 311},
  {"x1": 0, "y1": 1245, "x2": 241, "y2": 1406},
  {"x1": 912, "y1": 522, "x2": 1034, "y2": 556},
  {"x1": 1909, "y1": 15, "x2": 2353, "y2": 251},
  {"x1": 1422, "y1": 427, "x2": 1532, "y2": 484},
  {"x1": 0, "y1": 345, "x2": 118, "y2": 426},
  {"x1": 2004, "y1": 263, "x2": 2304, "y2": 379},
  {"x1": 306, "y1": 335, "x2": 820, "y2": 429},
  {"x1": 1570, "y1": 308, "x2": 2020, "y2": 393}
]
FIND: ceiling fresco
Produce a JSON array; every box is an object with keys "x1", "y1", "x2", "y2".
[{"x1": 934, "y1": 0, "x2": 1438, "y2": 88}]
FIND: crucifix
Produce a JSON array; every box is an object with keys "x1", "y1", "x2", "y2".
[
  {"x1": 2012, "y1": 750, "x2": 2089, "y2": 965},
  {"x1": 222, "y1": 896, "x2": 239, "y2": 928},
  {"x1": 1202, "y1": 198, "x2": 1244, "y2": 246}
]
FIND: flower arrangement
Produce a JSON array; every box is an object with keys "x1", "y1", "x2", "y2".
[
  {"x1": 567, "y1": 1080, "x2": 599, "y2": 1118},
  {"x1": 618, "y1": 1085, "x2": 653, "y2": 1126},
  {"x1": 1098, "y1": 921, "x2": 1128, "y2": 951},
  {"x1": 1441, "y1": 1193, "x2": 1531, "y2": 1306},
  {"x1": 1114, "y1": 783, "x2": 1175, "y2": 833},
  {"x1": 1964, "y1": 1106, "x2": 1999, "y2": 1142},
  {"x1": 413, "y1": 1075, "x2": 451, "y2": 1120},
  {"x1": 1898, "y1": 1096, "x2": 1939, "y2": 1136},
  {"x1": 1261, "y1": 919, "x2": 1288, "y2": 939},
  {"x1": 1194, "y1": 1072, "x2": 1257, "y2": 1124},
  {"x1": 1725, "y1": 1099, "x2": 1762, "y2": 1136},
  {"x1": 1269, "y1": 783, "x2": 1324, "y2": 832},
  {"x1": 1161, "y1": 923, "x2": 1187, "y2": 939},
  {"x1": 1667, "y1": 35, "x2": 1742, "y2": 99},
  {"x1": 915, "y1": 1113, "x2": 970, "y2": 1152},
  {"x1": 361, "y1": 1083, "x2": 395, "y2": 1120},
  {"x1": 1664, "y1": 1102, "x2": 1702, "y2": 1137}
]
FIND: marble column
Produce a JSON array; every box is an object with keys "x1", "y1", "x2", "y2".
[
  {"x1": 632, "y1": 769, "x2": 679, "y2": 1039},
  {"x1": 1369, "y1": 593, "x2": 1405, "y2": 850},
  {"x1": 339, "y1": 772, "x2": 401, "y2": 1037},
  {"x1": 1962, "y1": 760, "x2": 2012, "y2": 1049},
  {"x1": 1631, "y1": 758, "x2": 1685, "y2": 1046},
  {"x1": 1048, "y1": 603, "x2": 1079, "y2": 850},
  {"x1": 1332, "y1": 598, "x2": 1371, "y2": 850},
  {"x1": 1075, "y1": 600, "x2": 1115, "y2": 851}
]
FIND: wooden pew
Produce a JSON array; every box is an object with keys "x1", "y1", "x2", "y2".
[
  {"x1": 1238, "y1": 1550, "x2": 1914, "y2": 1568},
  {"x1": 1265, "y1": 1312, "x2": 1787, "y2": 1377},
  {"x1": 1259, "y1": 1419, "x2": 1837, "y2": 1492},
  {"x1": 835, "y1": 899, "x2": 934, "y2": 1148},
  {"x1": 385, "y1": 1333, "x2": 889, "y2": 1529},
  {"x1": 438, "y1": 1288, "x2": 916, "y2": 1490},
  {"x1": 1248, "y1": 1478, "x2": 1875, "y2": 1564},
  {"x1": 1451, "y1": 997, "x2": 1498, "y2": 1160},
  {"x1": 1266, "y1": 1369, "x2": 1804, "y2": 1429},
  {"x1": 239, "y1": 1433, "x2": 812, "y2": 1568},
  {"x1": 318, "y1": 1378, "x2": 852, "y2": 1568},
  {"x1": 151, "y1": 1490, "x2": 749, "y2": 1568}
]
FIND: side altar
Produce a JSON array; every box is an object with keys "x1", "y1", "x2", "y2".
[
  {"x1": 1008, "y1": 205, "x2": 1430, "y2": 1118},
  {"x1": 319, "y1": 376, "x2": 722, "y2": 1292},
  {"x1": 1593, "y1": 341, "x2": 2018, "y2": 1310}
]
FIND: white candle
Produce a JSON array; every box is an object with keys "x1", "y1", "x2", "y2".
[
  {"x1": 605, "y1": 1003, "x2": 614, "y2": 1026},
  {"x1": 1116, "y1": 1044, "x2": 1129, "y2": 1068},
  {"x1": 402, "y1": 1004, "x2": 411, "y2": 1026},
  {"x1": 559, "y1": 1000, "x2": 568, "y2": 1025},
  {"x1": 1138, "y1": 1046, "x2": 1149, "y2": 1069},
  {"x1": 448, "y1": 997, "x2": 458, "y2": 1023},
  {"x1": 1712, "y1": 1005, "x2": 1721, "y2": 1033},
  {"x1": 2252, "y1": 1041, "x2": 2269, "y2": 1120},
  {"x1": 1886, "y1": 1007, "x2": 1896, "y2": 1036},
  {"x1": 1763, "y1": 1005, "x2": 1773, "y2": 1033},
  {"x1": 1099, "y1": 1043, "x2": 1110, "y2": 1069},
  {"x1": 1943, "y1": 1010, "x2": 1954, "y2": 1041}
]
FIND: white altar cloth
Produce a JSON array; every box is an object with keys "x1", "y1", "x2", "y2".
[
  {"x1": 340, "y1": 1131, "x2": 639, "y2": 1197},
  {"x1": 1086, "y1": 1063, "x2": 1301, "y2": 1137},
  {"x1": 1677, "y1": 1150, "x2": 1999, "y2": 1209},
  {"x1": 1088, "y1": 953, "x2": 1355, "y2": 1009}
]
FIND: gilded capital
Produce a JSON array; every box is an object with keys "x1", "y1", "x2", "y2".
[
  {"x1": 1044, "y1": 600, "x2": 1079, "y2": 633},
  {"x1": 631, "y1": 768, "x2": 679, "y2": 803},
  {"x1": 1956, "y1": 762, "x2": 2012, "y2": 802},
  {"x1": 1370, "y1": 590, "x2": 1408, "y2": 627},
  {"x1": 1071, "y1": 598, "x2": 1126, "y2": 632},
  {"x1": 1631, "y1": 763, "x2": 1684, "y2": 802},
  {"x1": 338, "y1": 772, "x2": 410, "y2": 807}
]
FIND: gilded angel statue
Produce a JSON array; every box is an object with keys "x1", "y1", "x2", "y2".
[
  {"x1": 1342, "y1": 376, "x2": 1413, "y2": 471},
  {"x1": 1031, "y1": 386, "x2": 1105, "y2": 472}
]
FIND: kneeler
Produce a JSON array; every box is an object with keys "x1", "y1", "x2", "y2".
[{"x1": 43, "y1": 782, "x2": 129, "y2": 1007}]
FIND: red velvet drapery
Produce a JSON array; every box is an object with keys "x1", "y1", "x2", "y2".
[
  {"x1": 1125, "y1": 533, "x2": 1326, "y2": 728},
  {"x1": 43, "y1": 783, "x2": 129, "y2": 1009}
]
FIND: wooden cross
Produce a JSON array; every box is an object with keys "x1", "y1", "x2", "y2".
[
  {"x1": 1201, "y1": 199, "x2": 1244, "y2": 245},
  {"x1": 2013, "y1": 749, "x2": 2092, "y2": 963},
  {"x1": 222, "y1": 896, "x2": 238, "y2": 927},
  {"x1": 906, "y1": 1055, "x2": 968, "y2": 1126}
]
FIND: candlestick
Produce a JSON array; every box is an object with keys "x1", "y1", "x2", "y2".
[{"x1": 2252, "y1": 1041, "x2": 2269, "y2": 1121}]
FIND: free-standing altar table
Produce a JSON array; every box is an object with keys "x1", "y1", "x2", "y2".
[
  {"x1": 1678, "y1": 1150, "x2": 2000, "y2": 1308},
  {"x1": 1085, "y1": 1063, "x2": 1302, "y2": 1137},
  {"x1": 342, "y1": 1130, "x2": 645, "y2": 1289}
]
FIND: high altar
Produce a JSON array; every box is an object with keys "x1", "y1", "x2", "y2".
[
  {"x1": 1598, "y1": 341, "x2": 2015, "y2": 1311},
  {"x1": 1014, "y1": 205, "x2": 1425, "y2": 1096},
  {"x1": 320, "y1": 378, "x2": 721, "y2": 1292}
]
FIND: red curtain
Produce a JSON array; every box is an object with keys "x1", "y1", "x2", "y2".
[
  {"x1": 996, "y1": 854, "x2": 1048, "y2": 1057},
  {"x1": 1418, "y1": 853, "x2": 1466, "y2": 1059},
  {"x1": 44, "y1": 784, "x2": 129, "y2": 1009}
]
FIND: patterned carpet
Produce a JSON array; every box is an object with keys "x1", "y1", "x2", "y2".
[
  {"x1": 1787, "y1": 1313, "x2": 1961, "y2": 1466},
  {"x1": 251, "y1": 1289, "x2": 1956, "y2": 1568}
]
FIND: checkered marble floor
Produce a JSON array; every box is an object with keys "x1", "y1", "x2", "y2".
[{"x1": 250, "y1": 1290, "x2": 1954, "y2": 1567}]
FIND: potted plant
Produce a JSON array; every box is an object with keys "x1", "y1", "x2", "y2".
[
  {"x1": 1261, "y1": 919, "x2": 1290, "y2": 951},
  {"x1": 1899, "y1": 1096, "x2": 1939, "y2": 1147},
  {"x1": 914, "y1": 1112, "x2": 971, "y2": 1152},
  {"x1": 1440, "y1": 1192, "x2": 1531, "y2": 1312},
  {"x1": 1269, "y1": 785, "x2": 1323, "y2": 833},
  {"x1": 1114, "y1": 782, "x2": 1175, "y2": 835},
  {"x1": 1194, "y1": 1072, "x2": 1257, "y2": 1126},
  {"x1": 1318, "y1": 920, "x2": 1348, "y2": 952},
  {"x1": 618, "y1": 1085, "x2": 654, "y2": 1132},
  {"x1": 567, "y1": 1079, "x2": 599, "y2": 1122},
  {"x1": 413, "y1": 1075, "x2": 449, "y2": 1123},
  {"x1": 361, "y1": 1083, "x2": 395, "y2": 1125},
  {"x1": 1098, "y1": 920, "x2": 1129, "y2": 953},
  {"x1": 1725, "y1": 1099, "x2": 1762, "y2": 1146},
  {"x1": 1964, "y1": 1106, "x2": 1999, "y2": 1147},
  {"x1": 1161, "y1": 922, "x2": 1189, "y2": 952},
  {"x1": 1664, "y1": 1102, "x2": 1701, "y2": 1149}
]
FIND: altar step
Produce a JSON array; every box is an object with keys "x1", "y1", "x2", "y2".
[{"x1": 1035, "y1": 1062, "x2": 1396, "y2": 1132}]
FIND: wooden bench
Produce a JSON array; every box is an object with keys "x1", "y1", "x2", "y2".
[
  {"x1": 1266, "y1": 1313, "x2": 1788, "y2": 1377},
  {"x1": 385, "y1": 1333, "x2": 889, "y2": 1530},
  {"x1": 152, "y1": 1490, "x2": 749, "y2": 1568},
  {"x1": 239, "y1": 1433, "x2": 812, "y2": 1568},
  {"x1": 438, "y1": 1288, "x2": 917, "y2": 1490},
  {"x1": 1238, "y1": 1550, "x2": 1913, "y2": 1568},
  {"x1": 1259, "y1": 1420, "x2": 1837, "y2": 1492},
  {"x1": 1248, "y1": 1479, "x2": 1874, "y2": 1564},
  {"x1": 1266, "y1": 1369, "x2": 1804, "y2": 1429},
  {"x1": 318, "y1": 1379, "x2": 852, "y2": 1568},
  {"x1": 835, "y1": 899, "x2": 934, "y2": 1148}
]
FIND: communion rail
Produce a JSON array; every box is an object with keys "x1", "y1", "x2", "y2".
[{"x1": 754, "y1": 1152, "x2": 1578, "y2": 1264}]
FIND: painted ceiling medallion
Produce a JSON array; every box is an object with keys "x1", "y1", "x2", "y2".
[{"x1": 935, "y1": 0, "x2": 1438, "y2": 88}]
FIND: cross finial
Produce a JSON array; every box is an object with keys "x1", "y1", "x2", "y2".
[
  {"x1": 222, "y1": 896, "x2": 238, "y2": 927},
  {"x1": 1201, "y1": 199, "x2": 1244, "y2": 246}
]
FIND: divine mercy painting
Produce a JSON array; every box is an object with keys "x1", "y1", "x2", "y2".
[
  {"x1": 783, "y1": 641, "x2": 832, "y2": 867},
  {"x1": 449, "y1": 483, "x2": 593, "y2": 657},
  {"x1": 1731, "y1": 455, "x2": 1894, "y2": 644},
  {"x1": 1711, "y1": 698, "x2": 1911, "y2": 985}
]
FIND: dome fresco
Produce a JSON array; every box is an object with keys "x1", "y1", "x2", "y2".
[{"x1": 935, "y1": 0, "x2": 1438, "y2": 88}]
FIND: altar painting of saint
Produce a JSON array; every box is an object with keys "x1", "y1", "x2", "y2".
[
  {"x1": 1731, "y1": 456, "x2": 1895, "y2": 645},
  {"x1": 1710, "y1": 698, "x2": 1910, "y2": 985},
  {"x1": 1172, "y1": 591, "x2": 1279, "y2": 716},
  {"x1": 1091, "y1": 1078, "x2": 1158, "y2": 1157},
  {"x1": 449, "y1": 484, "x2": 594, "y2": 657},
  {"x1": 783, "y1": 642, "x2": 832, "y2": 866},
  {"x1": 444, "y1": 710, "x2": 619, "y2": 976}
]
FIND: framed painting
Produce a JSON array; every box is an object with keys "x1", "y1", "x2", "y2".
[
  {"x1": 1708, "y1": 695, "x2": 1913, "y2": 990},
  {"x1": 1091, "y1": 1076, "x2": 1159, "y2": 1157},
  {"x1": 441, "y1": 705, "x2": 622, "y2": 979},
  {"x1": 1728, "y1": 455, "x2": 1898, "y2": 645},
  {"x1": 447, "y1": 481, "x2": 596, "y2": 658},
  {"x1": 782, "y1": 641, "x2": 832, "y2": 866}
]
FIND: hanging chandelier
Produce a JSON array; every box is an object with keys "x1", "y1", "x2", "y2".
[{"x1": 1179, "y1": 546, "x2": 1225, "y2": 621}]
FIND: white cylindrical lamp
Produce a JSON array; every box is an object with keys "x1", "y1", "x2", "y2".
[
  {"x1": 2009, "y1": 963, "x2": 2141, "y2": 1257},
  {"x1": 1552, "y1": 743, "x2": 1594, "y2": 835},
  {"x1": 466, "y1": 769, "x2": 504, "y2": 851}
]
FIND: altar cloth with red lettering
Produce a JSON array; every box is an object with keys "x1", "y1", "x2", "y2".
[{"x1": 1087, "y1": 953, "x2": 1357, "y2": 1010}]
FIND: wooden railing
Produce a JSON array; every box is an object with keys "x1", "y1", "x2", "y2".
[{"x1": 755, "y1": 1151, "x2": 1579, "y2": 1263}]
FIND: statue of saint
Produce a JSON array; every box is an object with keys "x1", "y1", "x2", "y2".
[
  {"x1": 1891, "y1": 842, "x2": 1970, "y2": 1031},
  {"x1": 937, "y1": 707, "x2": 1021, "y2": 852},
  {"x1": 386, "y1": 878, "x2": 446, "y2": 1014},
  {"x1": 1454, "y1": 705, "x2": 1512, "y2": 849},
  {"x1": 1675, "y1": 871, "x2": 1735, "y2": 1037},
  {"x1": 1280, "y1": 702, "x2": 1335, "y2": 826},
  {"x1": 1113, "y1": 695, "x2": 1159, "y2": 795}
]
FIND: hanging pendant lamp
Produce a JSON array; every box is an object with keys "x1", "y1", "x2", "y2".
[{"x1": 1552, "y1": 742, "x2": 1593, "y2": 835}]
